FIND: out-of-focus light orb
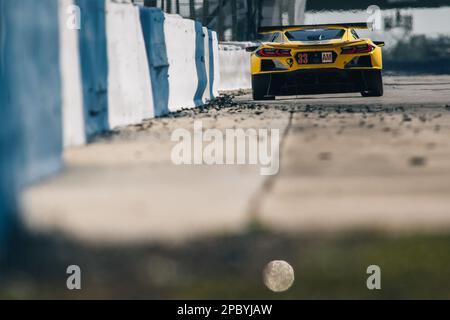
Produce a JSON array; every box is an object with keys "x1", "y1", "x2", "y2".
[{"x1": 263, "y1": 260, "x2": 295, "y2": 292}]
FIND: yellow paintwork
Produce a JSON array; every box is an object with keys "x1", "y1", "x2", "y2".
[{"x1": 251, "y1": 27, "x2": 383, "y2": 75}]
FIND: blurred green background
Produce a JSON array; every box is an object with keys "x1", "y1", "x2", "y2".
[{"x1": 2, "y1": 226, "x2": 450, "y2": 299}]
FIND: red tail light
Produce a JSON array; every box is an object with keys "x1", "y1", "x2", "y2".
[
  {"x1": 256, "y1": 48, "x2": 292, "y2": 57},
  {"x1": 341, "y1": 44, "x2": 375, "y2": 54}
]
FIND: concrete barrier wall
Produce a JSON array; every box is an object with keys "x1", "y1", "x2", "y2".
[
  {"x1": 164, "y1": 14, "x2": 198, "y2": 112},
  {"x1": 60, "y1": 0, "x2": 86, "y2": 147},
  {"x1": 0, "y1": 0, "x2": 64, "y2": 248},
  {"x1": 202, "y1": 27, "x2": 212, "y2": 104},
  {"x1": 210, "y1": 31, "x2": 221, "y2": 98},
  {"x1": 139, "y1": 6, "x2": 170, "y2": 117},
  {"x1": 0, "y1": 0, "x2": 221, "y2": 242},
  {"x1": 77, "y1": 0, "x2": 110, "y2": 139},
  {"x1": 218, "y1": 44, "x2": 252, "y2": 91},
  {"x1": 106, "y1": 1, "x2": 154, "y2": 127},
  {"x1": 193, "y1": 22, "x2": 208, "y2": 106},
  {"x1": 60, "y1": 1, "x2": 222, "y2": 138},
  {"x1": 0, "y1": 0, "x2": 18, "y2": 247},
  {"x1": 2, "y1": 0, "x2": 64, "y2": 186}
]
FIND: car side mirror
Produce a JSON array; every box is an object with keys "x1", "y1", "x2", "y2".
[
  {"x1": 374, "y1": 41, "x2": 385, "y2": 47},
  {"x1": 245, "y1": 46, "x2": 260, "y2": 53}
]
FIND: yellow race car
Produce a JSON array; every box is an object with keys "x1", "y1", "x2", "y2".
[{"x1": 247, "y1": 23, "x2": 385, "y2": 100}]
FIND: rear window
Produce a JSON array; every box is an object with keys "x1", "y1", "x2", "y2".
[{"x1": 285, "y1": 28, "x2": 345, "y2": 41}]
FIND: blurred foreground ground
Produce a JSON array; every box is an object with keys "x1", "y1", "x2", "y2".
[
  {"x1": 1, "y1": 75, "x2": 450, "y2": 299},
  {"x1": 2, "y1": 230, "x2": 450, "y2": 299}
]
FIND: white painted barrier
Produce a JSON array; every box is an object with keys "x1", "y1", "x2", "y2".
[
  {"x1": 106, "y1": 0, "x2": 154, "y2": 128},
  {"x1": 218, "y1": 44, "x2": 252, "y2": 91},
  {"x1": 164, "y1": 14, "x2": 198, "y2": 112},
  {"x1": 211, "y1": 32, "x2": 221, "y2": 97},
  {"x1": 59, "y1": 0, "x2": 86, "y2": 147}
]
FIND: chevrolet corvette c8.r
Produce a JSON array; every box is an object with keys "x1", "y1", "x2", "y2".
[{"x1": 247, "y1": 23, "x2": 385, "y2": 100}]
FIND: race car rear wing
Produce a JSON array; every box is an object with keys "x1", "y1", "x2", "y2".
[{"x1": 258, "y1": 22, "x2": 372, "y2": 34}]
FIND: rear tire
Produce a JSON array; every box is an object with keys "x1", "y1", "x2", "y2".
[
  {"x1": 361, "y1": 70, "x2": 384, "y2": 97},
  {"x1": 252, "y1": 75, "x2": 275, "y2": 100}
]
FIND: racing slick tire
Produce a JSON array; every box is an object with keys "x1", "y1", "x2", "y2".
[
  {"x1": 252, "y1": 75, "x2": 275, "y2": 101},
  {"x1": 361, "y1": 70, "x2": 384, "y2": 97}
]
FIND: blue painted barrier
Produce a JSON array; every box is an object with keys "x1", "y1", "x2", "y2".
[
  {"x1": 76, "y1": 0, "x2": 110, "y2": 139},
  {"x1": 4, "y1": 0, "x2": 63, "y2": 186},
  {"x1": 208, "y1": 30, "x2": 216, "y2": 100},
  {"x1": 0, "y1": 0, "x2": 63, "y2": 243},
  {"x1": 194, "y1": 22, "x2": 208, "y2": 107},
  {"x1": 139, "y1": 7, "x2": 170, "y2": 117},
  {"x1": 0, "y1": 0, "x2": 17, "y2": 246}
]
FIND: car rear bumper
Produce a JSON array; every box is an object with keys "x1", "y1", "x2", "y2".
[{"x1": 255, "y1": 69, "x2": 377, "y2": 96}]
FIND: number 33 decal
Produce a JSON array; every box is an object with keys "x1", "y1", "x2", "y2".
[{"x1": 297, "y1": 53, "x2": 308, "y2": 64}]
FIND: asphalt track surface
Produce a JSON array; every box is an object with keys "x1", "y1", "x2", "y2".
[{"x1": 22, "y1": 75, "x2": 450, "y2": 244}]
